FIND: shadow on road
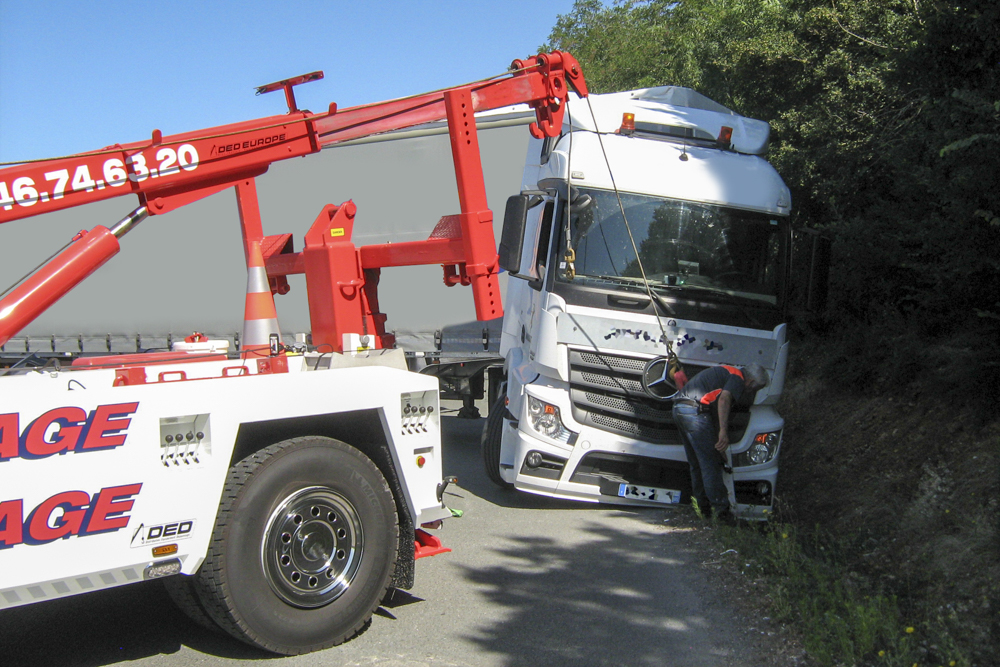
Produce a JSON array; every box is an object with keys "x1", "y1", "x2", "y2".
[
  {"x1": 0, "y1": 415, "x2": 725, "y2": 667},
  {"x1": 0, "y1": 579, "x2": 275, "y2": 667},
  {"x1": 439, "y1": 417, "x2": 748, "y2": 667},
  {"x1": 456, "y1": 519, "x2": 736, "y2": 667}
]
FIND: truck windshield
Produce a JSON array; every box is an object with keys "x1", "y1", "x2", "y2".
[{"x1": 558, "y1": 188, "x2": 784, "y2": 306}]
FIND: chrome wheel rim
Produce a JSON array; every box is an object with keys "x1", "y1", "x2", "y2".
[{"x1": 261, "y1": 486, "x2": 364, "y2": 608}]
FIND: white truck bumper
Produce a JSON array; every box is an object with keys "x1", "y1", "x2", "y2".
[{"x1": 499, "y1": 384, "x2": 782, "y2": 518}]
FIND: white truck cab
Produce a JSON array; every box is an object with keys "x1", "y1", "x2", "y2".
[{"x1": 484, "y1": 87, "x2": 825, "y2": 518}]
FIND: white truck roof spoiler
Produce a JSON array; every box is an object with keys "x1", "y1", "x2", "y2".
[{"x1": 566, "y1": 87, "x2": 772, "y2": 156}]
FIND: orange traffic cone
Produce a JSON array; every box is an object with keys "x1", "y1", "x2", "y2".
[{"x1": 241, "y1": 239, "x2": 281, "y2": 355}]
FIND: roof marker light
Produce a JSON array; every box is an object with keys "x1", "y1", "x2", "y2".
[
  {"x1": 717, "y1": 126, "x2": 733, "y2": 146},
  {"x1": 619, "y1": 113, "x2": 635, "y2": 136}
]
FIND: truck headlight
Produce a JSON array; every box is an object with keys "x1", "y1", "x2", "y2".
[
  {"x1": 734, "y1": 431, "x2": 780, "y2": 467},
  {"x1": 526, "y1": 396, "x2": 574, "y2": 444}
]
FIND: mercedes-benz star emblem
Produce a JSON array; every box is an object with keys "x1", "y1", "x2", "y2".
[{"x1": 642, "y1": 356, "x2": 675, "y2": 400}]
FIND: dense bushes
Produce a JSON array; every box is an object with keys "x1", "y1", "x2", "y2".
[
  {"x1": 546, "y1": 0, "x2": 1000, "y2": 411},
  {"x1": 546, "y1": 6, "x2": 1000, "y2": 663}
]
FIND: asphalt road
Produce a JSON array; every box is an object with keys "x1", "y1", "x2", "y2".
[{"x1": 0, "y1": 416, "x2": 782, "y2": 667}]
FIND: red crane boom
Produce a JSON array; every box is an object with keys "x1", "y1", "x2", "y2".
[{"x1": 0, "y1": 52, "x2": 587, "y2": 352}]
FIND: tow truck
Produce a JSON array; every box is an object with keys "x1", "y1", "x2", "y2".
[{"x1": 0, "y1": 51, "x2": 587, "y2": 655}]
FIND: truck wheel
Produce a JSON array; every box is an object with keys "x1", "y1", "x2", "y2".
[
  {"x1": 163, "y1": 575, "x2": 222, "y2": 633},
  {"x1": 481, "y1": 396, "x2": 513, "y2": 489},
  {"x1": 193, "y1": 436, "x2": 398, "y2": 655}
]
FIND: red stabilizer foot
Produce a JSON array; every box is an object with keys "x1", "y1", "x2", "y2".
[{"x1": 414, "y1": 528, "x2": 451, "y2": 559}]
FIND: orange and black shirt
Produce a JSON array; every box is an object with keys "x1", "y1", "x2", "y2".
[{"x1": 676, "y1": 365, "x2": 745, "y2": 408}]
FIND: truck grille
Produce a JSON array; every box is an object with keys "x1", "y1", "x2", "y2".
[
  {"x1": 568, "y1": 349, "x2": 749, "y2": 444},
  {"x1": 569, "y1": 350, "x2": 681, "y2": 444}
]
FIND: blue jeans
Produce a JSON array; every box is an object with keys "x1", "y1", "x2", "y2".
[{"x1": 672, "y1": 403, "x2": 731, "y2": 514}]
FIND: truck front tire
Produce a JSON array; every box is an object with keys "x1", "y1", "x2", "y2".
[
  {"x1": 193, "y1": 436, "x2": 398, "y2": 655},
  {"x1": 481, "y1": 396, "x2": 513, "y2": 489}
]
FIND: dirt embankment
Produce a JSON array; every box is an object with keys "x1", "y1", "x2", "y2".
[{"x1": 776, "y1": 348, "x2": 1000, "y2": 663}]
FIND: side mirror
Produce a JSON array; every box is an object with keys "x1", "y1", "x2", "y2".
[{"x1": 499, "y1": 195, "x2": 530, "y2": 273}]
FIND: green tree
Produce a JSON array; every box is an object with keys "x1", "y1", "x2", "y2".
[{"x1": 546, "y1": 0, "x2": 1000, "y2": 390}]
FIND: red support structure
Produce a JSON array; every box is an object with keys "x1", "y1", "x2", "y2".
[
  {"x1": 235, "y1": 178, "x2": 265, "y2": 265},
  {"x1": 301, "y1": 202, "x2": 369, "y2": 351},
  {"x1": 443, "y1": 88, "x2": 502, "y2": 322},
  {"x1": 0, "y1": 226, "x2": 121, "y2": 348},
  {"x1": 414, "y1": 528, "x2": 451, "y2": 559}
]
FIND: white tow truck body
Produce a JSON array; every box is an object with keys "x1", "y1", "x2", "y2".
[{"x1": 0, "y1": 352, "x2": 446, "y2": 607}]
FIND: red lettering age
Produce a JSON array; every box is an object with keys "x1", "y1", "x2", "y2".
[
  {"x1": 0, "y1": 499, "x2": 24, "y2": 548},
  {"x1": 84, "y1": 483, "x2": 142, "y2": 534},
  {"x1": 81, "y1": 402, "x2": 139, "y2": 451},
  {"x1": 26, "y1": 490, "x2": 90, "y2": 543},
  {"x1": 0, "y1": 413, "x2": 18, "y2": 461},
  {"x1": 22, "y1": 407, "x2": 87, "y2": 458}
]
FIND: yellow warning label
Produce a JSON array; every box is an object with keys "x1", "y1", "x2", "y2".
[{"x1": 330, "y1": 228, "x2": 345, "y2": 237}]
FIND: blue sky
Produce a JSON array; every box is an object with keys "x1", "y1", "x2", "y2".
[{"x1": 0, "y1": 0, "x2": 577, "y2": 164}]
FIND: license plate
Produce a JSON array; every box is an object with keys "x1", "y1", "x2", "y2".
[{"x1": 618, "y1": 483, "x2": 682, "y2": 504}]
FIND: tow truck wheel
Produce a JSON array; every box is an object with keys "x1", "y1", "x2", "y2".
[
  {"x1": 482, "y1": 396, "x2": 513, "y2": 489},
  {"x1": 193, "y1": 436, "x2": 398, "y2": 655},
  {"x1": 163, "y1": 574, "x2": 223, "y2": 633}
]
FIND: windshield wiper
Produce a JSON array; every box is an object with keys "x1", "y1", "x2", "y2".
[
  {"x1": 653, "y1": 282, "x2": 768, "y2": 303},
  {"x1": 576, "y1": 274, "x2": 677, "y2": 315},
  {"x1": 648, "y1": 289, "x2": 676, "y2": 315},
  {"x1": 577, "y1": 274, "x2": 647, "y2": 289},
  {"x1": 651, "y1": 284, "x2": 768, "y2": 326}
]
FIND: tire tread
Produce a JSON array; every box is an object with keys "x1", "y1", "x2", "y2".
[
  {"x1": 481, "y1": 397, "x2": 513, "y2": 489},
  {"x1": 193, "y1": 437, "x2": 398, "y2": 655}
]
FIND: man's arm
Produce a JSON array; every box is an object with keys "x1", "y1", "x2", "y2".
[{"x1": 715, "y1": 390, "x2": 734, "y2": 452}]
